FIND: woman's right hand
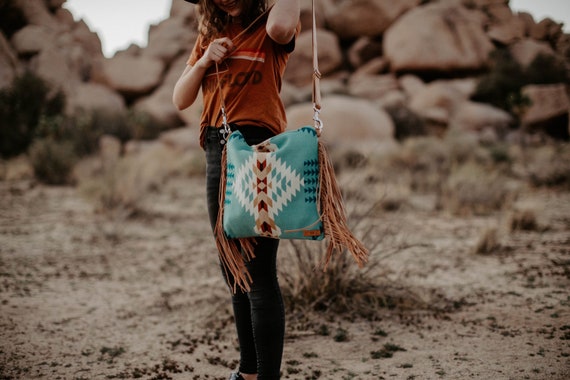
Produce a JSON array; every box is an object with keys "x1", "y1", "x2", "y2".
[{"x1": 198, "y1": 37, "x2": 236, "y2": 68}]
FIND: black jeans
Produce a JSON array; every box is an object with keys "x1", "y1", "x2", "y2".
[{"x1": 204, "y1": 126, "x2": 285, "y2": 379}]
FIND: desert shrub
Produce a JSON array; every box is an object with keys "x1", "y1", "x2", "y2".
[
  {"x1": 0, "y1": 71, "x2": 66, "y2": 158},
  {"x1": 384, "y1": 105, "x2": 427, "y2": 141},
  {"x1": 473, "y1": 50, "x2": 568, "y2": 119},
  {"x1": 473, "y1": 227, "x2": 500, "y2": 255},
  {"x1": 393, "y1": 137, "x2": 450, "y2": 192},
  {"x1": 525, "y1": 144, "x2": 570, "y2": 188},
  {"x1": 28, "y1": 138, "x2": 78, "y2": 185},
  {"x1": 440, "y1": 161, "x2": 517, "y2": 216},
  {"x1": 472, "y1": 49, "x2": 528, "y2": 117},
  {"x1": 525, "y1": 53, "x2": 568, "y2": 85},
  {"x1": 127, "y1": 110, "x2": 164, "y2": 141},
  {"x1": 80, "y1": 155, "x2": 147, "y2": 214},
  {"x1": 509, "y1": 209, "x2": 539, "y2": 231}
]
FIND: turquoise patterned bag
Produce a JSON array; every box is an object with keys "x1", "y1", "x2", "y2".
[{"x1": 223, "y1": 126, "x2": 324, "y2": 240}]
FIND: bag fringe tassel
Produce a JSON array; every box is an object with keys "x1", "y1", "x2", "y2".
[
  {"x1": 317, "y1": 141, "x2": 369, "y2": 269},
  {"x1": 215, "y1": 139, "x2": 369, "y2": 293}
]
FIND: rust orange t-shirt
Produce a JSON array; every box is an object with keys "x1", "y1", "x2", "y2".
[{"x1": 187, "y1": 17, "x2": 299, "y2": 148}]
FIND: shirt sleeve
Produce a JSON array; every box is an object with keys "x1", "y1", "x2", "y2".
[{"x1": 186, "y1": 35, "x2": 205, "y2": 66}]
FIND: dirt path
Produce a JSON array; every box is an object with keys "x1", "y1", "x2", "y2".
[{"x1": 1, "y1": 176, "x2": 568, "y2": 380}]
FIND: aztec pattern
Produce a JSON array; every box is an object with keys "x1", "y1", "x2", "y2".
[{"x1": 224, "y1": 126, "x2": 324, "y2": 240}]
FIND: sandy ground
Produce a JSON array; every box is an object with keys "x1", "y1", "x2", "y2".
[{"x1": 0, "y1": 172, "x2": 569, "y2": 380}]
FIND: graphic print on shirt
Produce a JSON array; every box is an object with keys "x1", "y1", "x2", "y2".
[{"x1": 203, "y1": 49, "x2": 266, "y2": 93}]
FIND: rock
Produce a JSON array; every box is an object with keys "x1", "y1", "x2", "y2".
[
  {"x1": 14, "y1": 0, "x2": 60, "y2": 29},
  {"x1": 487, "y1": 15, "x2": 525, "y2": 45},
  {"x1": 399, "y1": 74, "x2": 425, "y2": 97},
  {"x1": 347, "y1": 37, "x2": 383, "y2": 69},
  {"x1": 521, "y1": 84, "x2": 570, "y2": 133},
  {"x1": 159, "y1": 127, "x2": 201, "y2": 151},
  {"x1": 449, "y1": 101, "x2": 513, "y2": 132},
  {"x1": 299, "y1": 0, "x2": 328, "y2": 32},
  {"x1": 286, "y1": 95, "x2": 395, "y2": 146},
  {"x1": 408, "y1": 81, "x2": 469, "y2": 117},
  {"x1": 0, "y1": 32, "x2": 19, "y2": 89},
  {"x1": 509, "y1": 39, "x2": 556, "y2": 68},
  {"x1": 92, "y1": 55, "x2": 165, "y2": 97},
  {"x1": 530, "y1": 17, "x2": 563, "y2": 42},
  {"x1": 376, "y1": 90, "x2": 407, "y2": 109},
  {"x1": 54, "y1": 8, "x2": 75, "y2": 28},
  {"x1": 515, "y1": 11, "x2": 536, "y2": 37},
  {"x1": 143, "y1": 18, "x2": 197, "y2": 62},
  {"x1": 71, "y1": 82, "x2": 127, "y2": 114},
  {"x1": 133, "y1": 55, "x2": 186, "y2": 128},
  {"x1": 32, "y1": 42, "x2": 76, "y2": 92},
  {"x1": 352, "y1": 57, "x2": 389, "y2": 77},
  {"x1": 348, "y1": 73, "x2": 399, "y2": 100},
  {"x1": 71, "y1": 20, "x2": 103, "y2": 58},
  {"x1": 284, "y1": 29, "x2": 342, "y2": 86},
  {"x1": 11, "y1": 25, "x2": 53, "y2": 55},
  {"x1": 327, "y1": 0, "x2": 421, "y2": 39},
  {"x1": 384, "y1": 3, "x2": 494, "y2": 72}
]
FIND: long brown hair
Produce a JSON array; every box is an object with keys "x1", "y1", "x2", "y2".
[{"x1": 197, "y1": 0, "x2": 268, "y2": 41}]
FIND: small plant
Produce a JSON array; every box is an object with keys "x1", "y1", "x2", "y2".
[
  {"x1": 333, "y1": 327, "x2": 349, "y2": 342},
  {"x1": 28, "y1": 138, "x2": 78, "y2": 185},
  {"x1": 440, "y1": 161, "x2": 517, "y2": 216},
  {"x1": 371, "y1": 343, "x2": 406, "y2": 359},
  {"x1": 509, "y1": 209, "x2": 539, "y2": 231},
  {"x1": 385, "y1": 104, "x2": 427, "y2": 141},
  {"x1": 473, "y1": 227, "x2": 500, "y2": 255},
  {"x1": 0, "y1": 71, "x2": 65, "y2": 158}
]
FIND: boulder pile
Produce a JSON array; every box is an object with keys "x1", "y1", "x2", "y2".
[{"x1": 1, "y1": 0, "x2": 568, "y2": 147}]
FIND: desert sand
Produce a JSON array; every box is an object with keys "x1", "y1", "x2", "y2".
[{"x1": 1, "y1": 153, "x2": 569, "y2": 380}]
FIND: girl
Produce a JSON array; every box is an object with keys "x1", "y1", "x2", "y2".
[{"x1": 173, "y1": 1, "x2": 301, "y2": 379}]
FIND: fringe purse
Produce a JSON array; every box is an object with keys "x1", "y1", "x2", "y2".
[{"x1": 214, "y1": 0, "x2": 368, "y2": 292}]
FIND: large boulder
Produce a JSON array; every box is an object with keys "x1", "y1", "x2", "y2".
[
  {"x1": 14, "y1": 0, "x2": 60, "y2": 29},
  {"x1": 509, "y1": 39, "x2": 556, "y2": 67},
  {"x1": 133, "y1": 55, "x2": 186, "y2": 128},
  {"x1": 11, "y1": 25, "x2": 54, "y2": 56},
  {"x1": 71, "y1": 82, "x2": 127, "y2": 114},
  {"x1": 32, "y1": 42, "x2": 76, "y2": 92},
  {"x1": 92, "y1": 55, "x2": 165, "y2": 97},
  {"x1": 348, "y1": 73, "x2": 398, "y2": 100},
  {"x1": 284, "y1": 28, "x2": 342, "y2": 86},
  {"x1": 286, "y1": 95, "x2": 395, "y2": 146},
  {"x1": 449, "y1": 101, "x2": 513, "y2": 132},
  {"x1": 143, "y1": 17, "x2": 197, "y2": 62},
  {"x1": 384, "y1": 3, "x2": 494, "y2": 73},
  {"x1": 326, "y1": 0, "x2": 421, "y2": 39},
  {"x1": 347, "y1": 37, "x2": 384, "y2": 69}
]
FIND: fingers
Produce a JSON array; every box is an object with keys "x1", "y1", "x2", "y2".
[{"x1": 207, "y1": 38, "x2": 235, "y2": 64}]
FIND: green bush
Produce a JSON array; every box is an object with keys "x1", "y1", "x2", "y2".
[
  {"x1": 472, "y1": 50, "x2": 568, "y2": 119},
  {"x1": 0, "y1": 71, "x2": 66, "y2": 158},
  {"x1": 29, "y1": 138, "x2": 78, "y2": 185},
  {"x1": 472, "y1": 49, "x2": 529, "y2": 117}
]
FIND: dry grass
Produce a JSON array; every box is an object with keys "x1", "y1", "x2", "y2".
[
  {"x1": 473, "y1": 226, "x2": 501, "y2": 255},
  {"x1": 77, "y1": 141, "x2": 204, "y2": 217}
]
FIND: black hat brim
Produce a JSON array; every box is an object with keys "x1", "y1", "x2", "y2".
[{"x1": 184, "y1": 0, "x2": 198, "y2": 3}]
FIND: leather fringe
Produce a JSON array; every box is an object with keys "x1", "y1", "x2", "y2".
[
  {"x1": 215, "y1": 140, "x2": 369, "y2": 293},
  {"x1": 214, "y1": 145, "x2": 257, "y2": 293},
  {"x1": 317, "y1": 141, "x2": 369, "y2": 269}
]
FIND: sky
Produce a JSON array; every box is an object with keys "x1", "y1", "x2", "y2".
[{"x1": 63, "y1": 0, "x2": 570, "y2": 58}]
